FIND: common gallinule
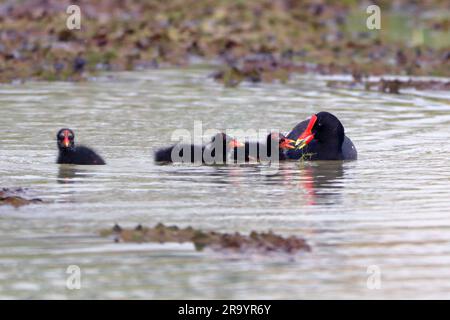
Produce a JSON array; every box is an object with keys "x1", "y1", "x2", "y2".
[
  {"x1": 233, "y1": 132, "x2": 295, "y2": 162},
  {"x1": 286, "y1": 111, "x2": 357, "y2": 160},
  {"x1": 56, "y1": 128, "x2": 106, "y2": 165},
  {"x1": 154, "y1": 132, "x2": 243, "y2": 164}
]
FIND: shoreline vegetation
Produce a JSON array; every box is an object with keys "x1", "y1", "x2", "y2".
[{"x1": 0, "y1": 0, "x2": 449, "y2": 86}]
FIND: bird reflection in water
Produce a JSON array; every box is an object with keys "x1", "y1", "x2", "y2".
[
  {"x1": 153, "y1": 161, "x2": 348, "y2": 206},
  {"x1": 296, "y1": 161, "x2": 345, "y2": 205},
  {"x1": 259, "y1": 161, "x2": 347, "y2": 206},
  {"x1": 57, "y1": 165, "x2": 92, "y2": 184}
]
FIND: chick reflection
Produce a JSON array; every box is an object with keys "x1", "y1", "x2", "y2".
[{"x1": 57, "y1": 165, "x2": 92, "y2": 184}]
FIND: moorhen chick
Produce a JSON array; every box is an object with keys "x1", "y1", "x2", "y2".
[
  {"x1": 56, "y1": 128, "x2": 106, "y2": 165},
  {"x1": 233, "y1": 132, "x2": 295, "y2": 162},
  {"x1": 154, "y1": 132, "x2": 243, "y2": 164}
]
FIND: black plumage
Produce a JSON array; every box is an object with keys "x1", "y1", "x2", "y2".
[
  {"x1": 286, "y1": 111, "x2": 357, "y2": 160},
  {"x1": 154, "y1": 133, "x2": 239, "y2": 164},
  {"x1": 56, "y1": 128, "x2": 106, "y2": 165},
  {"x1": 233, "y1": 133, "x2": 294, "y2": 162}
]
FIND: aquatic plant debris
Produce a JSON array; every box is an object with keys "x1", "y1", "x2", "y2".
[
  {"x1": 100, "y1": 223, "x2": 311, "y2": 254},
  {"x1": 327, "y1": 78, "x2": 450, "y2": 94},
  {"x1": 0, "y1": 188, "x2": 43, "y2": 207}
]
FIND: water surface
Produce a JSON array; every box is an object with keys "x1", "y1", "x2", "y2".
[{"x1": 1, "y1": 68, "x2": 450, "y2": 299}]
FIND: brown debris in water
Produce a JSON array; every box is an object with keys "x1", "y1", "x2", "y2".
[
  {"x1": 100, "y1": 223, "x2": 311, "y2": 254},
  {"x1": 0, "y1": 188, "x2": 43, "y2": 208},
  {"x1": 327, "y1": 78, "x2": 450, "y2": 94}
]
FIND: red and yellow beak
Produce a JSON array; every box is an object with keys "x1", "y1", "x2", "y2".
[
  {"x1": 279, "y1": 138, "x2": 295, "y2": 150},
  {"x1": 63, "y1": 135, "x2": 70, "y2": 147},
  {"x1": 228, "y1": 139, "x2": 244, "y2": 148},
  {"x1": 295, "y1": 114, "x2": 317, "y2": 149}
]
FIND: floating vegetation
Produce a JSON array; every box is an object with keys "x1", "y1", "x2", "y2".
[
  {"x1": 100, "y1": 223, "x2": 311, "y2": 254},
  {"x1": 0, "y1": 188, "x2": 43, "y2": 208},
  {"x1": 297, "y1": 153, "x2": 316, "y2": 162},
  {"x1": 327, "y1": 78, "x2": 450, "y2": 94}
]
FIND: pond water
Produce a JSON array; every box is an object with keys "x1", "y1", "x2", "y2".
[{"x1": 1, "y1": 67, "x2": 450, "y2": 299}]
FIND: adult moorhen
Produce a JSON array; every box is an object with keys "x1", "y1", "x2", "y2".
[{"x1": 286, "y1": 111, "x2": 357, "y2": 160}]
